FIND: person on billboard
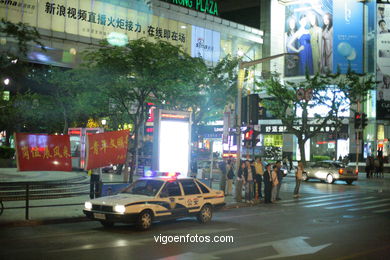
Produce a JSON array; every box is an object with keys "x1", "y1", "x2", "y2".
[
  {"x1": 383, "y1": 74, "x2": 390, "y2": 89},
  {"x1": 285, "y1": 16, "x2": 299, "y2": 76},
  {"x1": 287, "y1": 14, "x2": 314, "y2": 75},
  {"x1": 308, "y1": 12, "x2": 322, "y2": 74},
  {"x1": 379, "y1": 20, "x2": 390, "y2": 34},
  {"x1": 321, "y1": 13, "x2": 333, "y2": 74}
]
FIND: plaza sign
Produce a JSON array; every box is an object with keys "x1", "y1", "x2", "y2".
[{"x1": 171, "y1": 0, "x2": 219, "y2": 16}]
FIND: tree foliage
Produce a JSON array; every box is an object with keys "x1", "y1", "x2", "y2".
[{"x1": 256, "y1": 71, "x2": 376, "y2": 163}]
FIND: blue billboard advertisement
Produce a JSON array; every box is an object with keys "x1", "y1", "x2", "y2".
[
  {"x1": 333, "y1": 0, "x2": 363, "y2": 73},
  {"x1": 284, "y1": 0, "x2": 364, "y2": 77}
]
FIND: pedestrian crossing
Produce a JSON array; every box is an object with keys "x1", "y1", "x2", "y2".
[{"x1": 279, "y1": 194, "x2": 390, "y2": 214}]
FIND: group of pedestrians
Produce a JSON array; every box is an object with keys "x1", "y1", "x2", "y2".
[
  {"x1": 219, "y1": 157, "x2": 304, "y2": 204},
  {"x1": 365, "y1": 155, "x2": 385, "y2": 178}
]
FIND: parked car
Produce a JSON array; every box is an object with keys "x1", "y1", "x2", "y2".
[{"x1": 303, "y1": 160, "x2": 358, "y2": 184}]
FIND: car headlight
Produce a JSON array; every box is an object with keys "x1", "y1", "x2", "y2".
[
  {"x1": 113, "y1": 165, "x2": 117, "y2": 171},
  {"x1": 84, "y1": 201, "x2": 92, "y2": 210},
  {"x1": 114, "y1": 205, "x2": 126, "y2": 214}
]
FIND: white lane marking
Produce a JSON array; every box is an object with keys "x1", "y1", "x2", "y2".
[
  {"x1": 348, "y1": 203, "x2": 390, "y2": 211},
  {"x1": 303, "y1": 197, "x2": 375, "y2": 208},
  {"x1": 282, "y1": 195, "x2": 355, "y2": 206},
  {"x1": 325, "y1": 198, "x2": 390, "y2": 209},
  {"x1": 373, "y1": 208, "x2": 390, "y2": 213},
  {"x1": 279, "y1": 193, "x2": 345, "y2": 204}
]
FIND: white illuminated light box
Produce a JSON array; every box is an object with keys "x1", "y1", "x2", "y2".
[{"x1": 153, "y1": 110, "x2": 192, "y2": 176}]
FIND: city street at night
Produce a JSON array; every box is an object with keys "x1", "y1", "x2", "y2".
[{"x1": 1, "y1": 175, "x2": 389, "y2": 260}]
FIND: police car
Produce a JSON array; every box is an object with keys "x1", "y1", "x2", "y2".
[{"x1": 83, "y1": 172, "x2": 225, "y2": 230}]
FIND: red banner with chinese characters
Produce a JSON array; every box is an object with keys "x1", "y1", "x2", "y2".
[
  {"x1": 15, "y1": 133, "x2": 72, "y2": 171},
  {"x1": 85, "y1": 130, "x2": 129, "y2": 170}
]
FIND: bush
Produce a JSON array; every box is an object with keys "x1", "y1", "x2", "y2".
[{"x1": 0, "y1": 146, "x2": 15, "y2": 159}]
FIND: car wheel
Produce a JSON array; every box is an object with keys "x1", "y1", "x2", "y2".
[
  {"x1": 136, "y1": 210, "x2": 153, "y2": 231},
  {"x1": 346, "y1": 180, "x2": 353, "y2": 185},
  {"x1": 302, "y1": 172, "x2": 308, "y2": 181},
  {"x1": 100, "y1": 221, "x2": 114, "y2": 228},
  {"x1": 197, "y1": 204, "x2": 213, "y2": 224},
  {"x1": 326, "y1": 174, "x2": 334, "y2": 184}
]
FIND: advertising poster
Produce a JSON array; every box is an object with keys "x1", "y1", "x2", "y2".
[
  {"x1": 15, "y1": 133, "x2": 72, "y2": 171},
  {"x1": 85, "y1": 130, "x2": 129, "y2": 170},
  {"x1": 284, "y1": 0, "x2": 363, "y2": 77},
  {"x1": 377, "y1": 1, "x2": 390, "y2": 119},
  {"x1": 284, "y1": 0, "x2": 333, "y2": 76},
  {"x1": 191, "y1": 25, "x2": 221, "y2": 65},
  {"x1": 333, "y1": 0, "x2": 363, "y2": 73}
]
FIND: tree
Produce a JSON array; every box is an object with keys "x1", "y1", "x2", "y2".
[
  {"x1": 0, "y1": 19, "x2": 44, "y2": 145},
  {"x1": 82, "y1": 38, "x2": 204, "y2": 182},
  {"x1": 255, "y1": 71, "x2": 376, "y2": 163}
]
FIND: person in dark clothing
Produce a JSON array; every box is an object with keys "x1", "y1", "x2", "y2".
[
  {"x1": 275, "y1": 160, "x2": 284, "y2": 200},
  {"x1": 90, "y1": 168, "x2": 102, "y2": 199},
  {"x1": 235, "y1": 160, "x2": 245, "y2": 202},
  {"x1": 263, "y1": 164, "x2": 273, "y2": 204},
  {"x1": 219, "y1": 159, "x2": 227, "y2": 193}
]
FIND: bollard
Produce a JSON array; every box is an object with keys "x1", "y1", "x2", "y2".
[{"x1": 25, "y1": 184, "x2": 30, "y2": 220}]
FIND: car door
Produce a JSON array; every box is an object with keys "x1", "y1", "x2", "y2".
[
  {"x1": 179, "y1": 179, "x2": 204, "y2": 214},
  {"x1": 159, "y1": 180, "x2": 187, "y2": 217},
  {"x1": 316, "y1": 162, "x2": 329, "y2": 180}
]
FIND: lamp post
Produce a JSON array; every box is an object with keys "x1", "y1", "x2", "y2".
[{"x1": 235, "y1": 53, "x2": 295, "y2": 173}]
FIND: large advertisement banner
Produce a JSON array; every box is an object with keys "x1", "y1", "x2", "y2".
[
  {"x1": 284, "y1": 0, "x2": 363, "y2": 77},
  {"x1": 85, "y1": 130, "x2": 129, "y2": 170},
  {"x1": 377, "y1": 1, "x2": 390, "y2": 119},
  {"x1": 333, "y1": 0, "x2": 363, "y2": 74},
  {"x1": 15, "y1": 133, "x2": 72, "y2": 171},
  {"x1": 191, "y1": 26, "x2": 221, "y2": 65}
]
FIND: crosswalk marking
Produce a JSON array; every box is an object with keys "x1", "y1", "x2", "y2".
[
  {"x1": 325, "y1": 198, "x2": 390, "y2": 209},
  {"x1": 303, "y1": 197, "x2": 375, "y2": 208},
  {"x1": 373, "y1": 208, "x2": 390, "y2": 213},
  {"x1": 347, "y1": 203, "x2": 390, "y2": 211},
  {"x1": 280, "y1": 193, "x2": 347, "y2": 204},
  {"x1": 281, "y1": 195, "x2": 355, "y2": 206}
]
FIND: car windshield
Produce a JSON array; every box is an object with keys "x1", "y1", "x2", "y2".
[{"x1": 120, "y1": 180, "x2": 164, "y2": 197}]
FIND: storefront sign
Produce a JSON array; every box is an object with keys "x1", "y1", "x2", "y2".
[
  {"x1": 377, "y1": 1, "x2": 390, "y2": 119},
  {"x1": 171, "y1": 0, "x2": 218, "y2": 16},
  {"x1": 261, "y1": 124, "x2": 348, "y2": 134},
  {"x1": 15, "y1": 133, "x2": 72, "y2": 171},
  {"x1": 85, "y1": 130, "x2": 129, "y2": 170}
]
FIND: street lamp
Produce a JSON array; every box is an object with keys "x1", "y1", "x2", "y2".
[
  {"x1": 235, "y1": 53, "x2": 296, "y2": 172},
  {"x1": 3, "y1": 78, "x2": 10, "y2": 86}
]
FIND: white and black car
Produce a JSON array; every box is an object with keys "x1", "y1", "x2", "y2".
[{"x1": 83, "y1": 174, "x2": 225, "y2": 230}]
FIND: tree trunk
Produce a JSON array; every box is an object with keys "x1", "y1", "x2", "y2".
[{"x1": 298, "y1": 137, "x2": 307, "y2": 164}]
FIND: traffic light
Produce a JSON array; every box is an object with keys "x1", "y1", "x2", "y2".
[
  {"x1": 243, "y1": 127, "x2": 253, "y2": 147},
  {"x1": 252, "y1": 130, "x2": 261, "y2": 147},
  {"x1": 361, "y1": 113, "x2": 368, "y2": 129},
  {"x1": 241, "y1": 94, "x2": 260, "y2": 125},
  {"x1": 354, "y1": 112, "x2": 361, "y2": 129}
]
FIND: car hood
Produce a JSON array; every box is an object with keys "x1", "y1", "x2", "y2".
[{"x1": 89, "y1": 194, "x2": 154, "y2": 206}]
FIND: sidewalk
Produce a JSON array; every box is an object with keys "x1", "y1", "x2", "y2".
[{"x1": 0, "y1": 168, "x2": 258, "y2": 227}]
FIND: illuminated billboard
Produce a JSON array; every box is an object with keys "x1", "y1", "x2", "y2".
[
  {"x1": 284, "y1": 0, "x2": 363, "y2": 77},
  {"x1": 377, "y1": 1, "x2": 390, "y2": 120},
  {"x1": 152, "y1": 109, "x2": 192, "y2": 176}
]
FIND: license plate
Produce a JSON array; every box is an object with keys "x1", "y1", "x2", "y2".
[{"x1": 93, "y1": 213, "x2": 106, "y2": 220}]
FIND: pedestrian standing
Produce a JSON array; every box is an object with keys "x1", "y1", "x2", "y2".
[
  {"x1": 235, "y1": 160, "x2": 245, "y2": 202},
  {"x1": 89, "y1": 168, "x2": 102, "y2": 199},
  {"x1": 254, "y1": 156, "x2": 264, "y2": 200},
  {"x1": 365, "y1": 156, "x2": 372, "y2": 178},
  {"x1": 288, "y1": 155, "x2": 293, "y2": 172},
  {"x1": 226, "y1": 159, "x2": 235, "y2": 196},
  {"x1": 294, "y1": 161, "x2": 304, "y2": 198},
  {"x1": 271, "y1": 165, "x2": 279, "y2": 202},
  {"x1": 275, "y1": 161, "x2": 284, "y2": 200},
  {"x1": 244, "y1": 160, "x2": 255, "y2": 203},
  {"x1": 374, "y1": 157, "x2": 380, "y2": 178},
  {"x1": 263, "y1": 164, "x2": 273, "y2": 204},
  {"x1": 219, "y1": 159, "x2": 227, "y2": 193}
]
